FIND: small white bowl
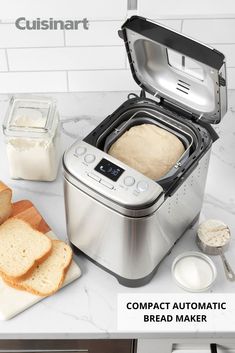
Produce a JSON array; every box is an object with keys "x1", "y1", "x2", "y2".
[{"x1": 172, "y1": 251, "x2": 217, "y2": 292}]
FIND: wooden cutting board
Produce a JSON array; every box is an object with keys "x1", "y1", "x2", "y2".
[{"x1": 0, "y1": 200, "x2": 81, "y2": 320}]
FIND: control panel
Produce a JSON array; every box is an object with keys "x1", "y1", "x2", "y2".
[{"x1": 63, "y1": 141, "x2": 163, "y2": 208}]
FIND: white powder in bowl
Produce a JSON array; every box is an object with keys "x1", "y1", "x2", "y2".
[
  {"x1": 198, "y1": 219, "x2": 230, "y2": 247},
  {"x1": 12, "y1": 108, "x2": 45, "y2": 128},
  {"x1": 173, "y1": 254, "x2": 216, "y2": 291}
]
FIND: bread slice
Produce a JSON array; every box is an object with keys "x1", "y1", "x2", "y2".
[
  {"x1": 0, "y1": 218, "x2": 52, "y2": 280},
  {"x1": 0, "y1": 181, "x2": 12, "y2": 225},
  {"x1": 3, "y1": 240, "x2": 72, "y2": 296}
]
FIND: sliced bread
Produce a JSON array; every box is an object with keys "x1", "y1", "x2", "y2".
[
  {"x1": 0, "y1": 218, "x2": 52, "y2": 280},
  {"x1": 3, "y1": 240, "x2": 73, "y2": 296},
  {"x1": 0, "y1": 181, "x2": 12, "y2": 225}
]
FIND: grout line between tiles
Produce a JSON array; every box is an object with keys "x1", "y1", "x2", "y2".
[
  {"x1": 0, "y1": 68, "x2": 131, "y2": 73},
  {"x1": 63, "y1": 29, "x2": 66, "y2": 46},
  {"x1": 180, "y1": 19, "x2": 184, "y2": 32},
  {"x1": 1, "y1": 67, "x2": 235, "y2": 75},
  {"x1": 208, "y1": 43, "x2": 235, "y2": 45},
  {"x1": 0, "y1": 19, "x2": 126, "y2": 25},
  {"x1": 0, "y1": 17, "x2": 235, "y2": 26},
  {"x1": 66, "y1": 71, "x2": 69, "y2": 91},
  {"x1": 0, "y1": 90, "x2": 138, "y2": 95},
  {"x1": 2, "y1": 43, "x2": 235, "y2": 51},
  {"x1": 171, "y1": 16, "x2": 235, "y2": 20},
  {"x1": 4, "y1": 49, "x2": 9, "y2": 71},
  {"x1": 152, "y1": 16, "x2": 235, "y2": 20},
  {"x1": 0, "y1": 44, "x2": 65, "y2": 50},
  {"x1": 3, "y1": 45, "x2": 124, "y2": 50}
]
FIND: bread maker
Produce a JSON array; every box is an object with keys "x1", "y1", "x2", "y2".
[{"x1": 63, "y1": 16, "x2": 227, "y2": 287}]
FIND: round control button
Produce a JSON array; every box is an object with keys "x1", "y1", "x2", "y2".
[
  {"x1": 84, "y1": 154, "x2": 96, "y2": 164},
  {"x1": 124, "y1": 176, "x2": 135, "y2": 186},
  {"x1": 137, "y1": 180, "x2": 149, "y2": 192},
  {"x1": 75, "y1": 146, "x2": 87, "y2": 156}
]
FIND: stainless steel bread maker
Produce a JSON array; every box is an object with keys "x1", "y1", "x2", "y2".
[{"x1": 63, "y1": 16, "x2": 227, "y2": 287}]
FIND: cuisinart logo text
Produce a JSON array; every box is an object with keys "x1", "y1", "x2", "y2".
[{"x1": 15, "y1": 17, "x2": 89, "y2": 30}]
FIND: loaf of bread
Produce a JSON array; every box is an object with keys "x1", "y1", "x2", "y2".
[
  {"x1": 108, "y1": 124, "x2": 185, "y2": 180},
  {"x1": 3, "y1": 240, "x2": 72, "y2": 296},
  {"x1": 0, "y1": 218, "x2": 52, "y2": 280},
  {"x1": 0, "y1": 181, "x2": 12, "y2": 225}
]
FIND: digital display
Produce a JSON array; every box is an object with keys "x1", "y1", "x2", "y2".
[{"x1": 94, "y1": 158, "x2": 124, "y2": 182}]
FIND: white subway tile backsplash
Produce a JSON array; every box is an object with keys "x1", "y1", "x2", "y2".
[
  {"x1": 0, "y1": 5, "x2": 235, "y2": 94},
  {"x1": 0, "y1": 71, "x2": 67, "y2": 93},
  {"x1": 7, "y1": 47, "x2": 125, "y2": 71},
  {"x1": 182, "y1": 19, "x2": 235, "y2": 44},
  {"x1": 65, "y1": 21, "x2": 122, "y2": 46},
  {"x1": 68, "y1": 69, "x2": 139, "y2": 92},
  {"x1": 213, "y1": 44, "x2": 235, "y2": 68},
  {"x1": 138, "y1": 0, "x2": 235, "y2": 18},
  {"x1": 0, "y1": 23, "x2": 64, "y2": 48},
  {"x1": 227, "y1": 68, "x2": 235, "y2": 89},
  {"x1": 0, "y1": 0, "x2": 127, "y2": 20},
  {"x1": 0, "y1": 50, "x2": 8, "y2": 71}
]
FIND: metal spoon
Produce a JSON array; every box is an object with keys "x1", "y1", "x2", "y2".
[{"x1": 196, "y1": 220, "x2": 235, "y2": 282}]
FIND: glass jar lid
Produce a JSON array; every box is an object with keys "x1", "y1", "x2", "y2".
[{"x1": 3, "y1": 95, "x2": 57, "y2": 138}]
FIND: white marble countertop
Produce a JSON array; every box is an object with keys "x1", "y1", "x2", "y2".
[{"x1": 0, "y1": 91, "x2": 234, "y2": 339}]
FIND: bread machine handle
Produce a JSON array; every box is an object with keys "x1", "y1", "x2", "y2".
[
  {"x1": 210, "y1": 343, "x2": 218, "y2": 353},
  {"x1": 118, "y1": 29, "x2": 124, "y2": 39},
  {"x1": 167, "y1": 161, "x2": 198, "y2": 197}
]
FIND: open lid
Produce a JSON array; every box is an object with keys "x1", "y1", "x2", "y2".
[{"x1": 121, "y1": 16, "x2": 227, "y2": 124}]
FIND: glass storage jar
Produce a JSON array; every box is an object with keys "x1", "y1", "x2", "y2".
[{"x1": 2, "y1": 95, "x2": 60, "y2": 181}]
